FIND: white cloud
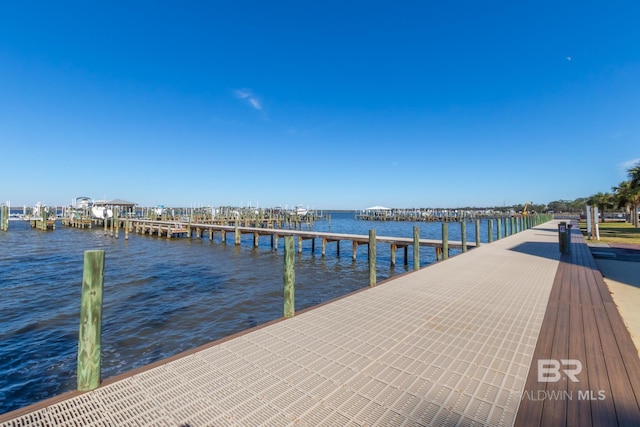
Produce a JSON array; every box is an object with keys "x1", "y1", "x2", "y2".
[
  {"x1": 234, "y1": 89, "x2": 262, "y2": 110},
  {"x1": 618, "y1": 158, "x2": 640, "y2": 177},
  {"x1": 621, "y1": 158, "x2": 640, "y2": 169}
]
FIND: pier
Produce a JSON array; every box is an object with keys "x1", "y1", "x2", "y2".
[
  {"x1": 62, "y1": 216, "x2": 479, "y2": 265},
  {"x1": 59, "y1": 214, "x2": 543, "y2": 265},
  {"x1": 355, "y1": 207, "x2": 515, "y2": 222},
  {"x1": 126, "y1": 219, "x2": 477, "y2": 263},
  {"x1": 2, "y1": 219, "x2": 638, "y2": 425}
]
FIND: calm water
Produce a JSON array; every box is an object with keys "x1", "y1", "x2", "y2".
[{"x1": 0, "y1": 211, "x2": 493, "y2": 415}]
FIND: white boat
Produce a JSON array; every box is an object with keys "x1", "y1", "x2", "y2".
[
  {"x1": 91, "y1": 200, "x2": 113, "y2": 219},
  {"x1": 91, "y1": 206, "x2": 113, "y2": 219},
  {"x1": 73, "y1": 196, "x2": 93, "y2": 210},
  {"x1": 292, "y1": 205, "x2": 308, "y2": 216}
]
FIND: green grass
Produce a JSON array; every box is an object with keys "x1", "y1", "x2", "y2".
[{"x1": 578, "y1": 221, "x2": 640, "y2": 244}]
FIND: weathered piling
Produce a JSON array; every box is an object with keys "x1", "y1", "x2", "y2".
[
  {"x1": 475, "y1": 219, "x2": 481, "y2": 248},
  {"x1": 442, "y1": 223, "x2": 449, "y2": 260},
  {"x1": 77, "y1": 250, "x2": 105, "y2": 391},
  {"x1": 369, "y1": 229, "x2": 376, "y2": 287},
  {"x1": 461, "y1": 221, "x2": 467, "y2": 252},
  {"x1": 497, "y1": 218, "x2": 502, "y2": 240},
  {"x1": 488, "y1": 220, "x2": 494, "y2": 243},
  {"x1": 283, "y1": 236, "x2": 295, "y2": 318},
  {"x1": 1, "y1": 205, "x2": 8, "y2": 231},
  {"x1": 114, "y1": 209, "x2": 119, "y2": 239},
  {"x1": 413, "y1": 226, "x2": 420, "y2": 270}
]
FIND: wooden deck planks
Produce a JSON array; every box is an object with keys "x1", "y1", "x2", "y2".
[
  {"x1": 515, "y1": 224, "x2": 640, "y2": 426},
  {"x1": 582, "y1": 304, "x2": 617, "y2": 427}
]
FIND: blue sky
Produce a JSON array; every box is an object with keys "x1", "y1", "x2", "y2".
[{"x1": 2, "y1": 1, "x2": 639, "y2": 209}]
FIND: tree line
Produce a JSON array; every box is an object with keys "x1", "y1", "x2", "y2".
[
  {"x1": 582, "y1": 160, "x2": 640, "y2": 226},
  {"x1": 542, "y1": 161, "x2": 640, "y2": 227},
  {"x1": 483, "y1": 161, "x2": 640, "y2": 227}
]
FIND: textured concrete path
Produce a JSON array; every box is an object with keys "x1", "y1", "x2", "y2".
[{"x1": 1, "y1": 221, "x2": 563, "y2": 426}]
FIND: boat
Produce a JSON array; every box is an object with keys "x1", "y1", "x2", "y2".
[
  {"x1": 73, "y1": 196, "x2": 93, "y2": 210},
  {"x1": 292, "y1": 205, "x2": 308, "y2": 217},
  {"x1": 91, "y1": 206, "x2": 113, "y2": 219},
  {"x1": 91, "y1": 200, "x2": 113, "y2": 219}
]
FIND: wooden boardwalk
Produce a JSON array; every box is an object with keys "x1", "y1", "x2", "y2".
[
  {"x1": 515, "y1": 224, "x2": 640, "y2": 426},
  {"x1": 1, "y1": 220, "x2": 639, "y2": 426}
]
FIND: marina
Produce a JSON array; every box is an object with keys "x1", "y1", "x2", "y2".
[
  {"x1": 0, "y1": 209, "x2": 546, "y2": 416},
  {"x1": 0, "y1": 211, "x2": 520, "y2": 415},
  {"x1": 2, "y1": 218, "x2": 638, "y2": 425}
]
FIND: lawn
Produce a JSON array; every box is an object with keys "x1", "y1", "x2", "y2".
[{"x1": 578, "y1": 221, "x2": 640, "y2": 244}]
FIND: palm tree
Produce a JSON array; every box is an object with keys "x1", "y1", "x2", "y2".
[
  {"x1": 623, "y1": 162, "x2": 640, "y2": 227},
  {"x1": 587, "y1": 192, "x2": 613, "y2": 223},
  {"x1": 629, "y1": 162, "x2": 640, "y2": 187},
  {"x1": 612, "y1": 181, "x2": 634, "y2": 223}
]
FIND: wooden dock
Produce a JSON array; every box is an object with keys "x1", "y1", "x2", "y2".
[
  {"x1": 60, "y1": 216, "x2": 494, "y2": 264},
  {"x1": 130, "y1": 219, "x2": 477, "y2": 261},
  {"x1": 4, "y1": 219, "x2": 638, "y2": 425}
]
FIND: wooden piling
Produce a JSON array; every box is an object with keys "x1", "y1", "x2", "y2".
[
  {"x1": 461, "y1": 221, "x2": 467, "y2": 252},
  {"x1": 77, "y1": 250, "x2": 105, "y2": 391},
  {"x1": 497, "y1": 218, "x2": 502, "y2": 240},
  {"x1": 442, "y1": 223, "x2": 449, "y2": 260},
  {"x1": 369, "y1": 229, "x2": 376, "y2": 287},
  {"x1": 283, "y1": 236, "x2": 295, "y2": 318},
  {"x1": 1, "y1": 205, "x2": 8, "y2": 231},
  {"x1": 488, "y1": 219, "x2": 493, "y2": 243},
  {"x1": 413, "y1": 226, "x2": 420, "y2": 270},
  {"x1": 114, "y1": 209, "x2": 119, "y2": 239},
  {"x1": 475, "y1": 219, "x2": 481, "y2": 248}
]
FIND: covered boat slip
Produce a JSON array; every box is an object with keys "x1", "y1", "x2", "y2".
[{"x1": 2, "y1": 221, "x2": 639, "y2": 426}]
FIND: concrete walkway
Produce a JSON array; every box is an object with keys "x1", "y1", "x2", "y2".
[{"x1": 1, "y1": 222, "x2": 564, "y2": 426}]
